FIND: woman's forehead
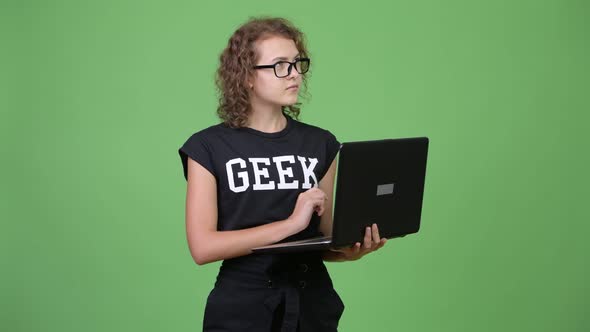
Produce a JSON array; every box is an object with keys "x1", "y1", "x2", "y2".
[{"x1": 255, "y1": 36, "x2": 299, "y2": 62}]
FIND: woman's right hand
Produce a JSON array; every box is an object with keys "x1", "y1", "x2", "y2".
[{"x1": 288, "y1": 187, "x2": 327, "y2": 233}]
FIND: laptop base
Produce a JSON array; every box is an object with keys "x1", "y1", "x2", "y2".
[{"x1": 252, "y1": 236, "x2": 332, "y2": 254}]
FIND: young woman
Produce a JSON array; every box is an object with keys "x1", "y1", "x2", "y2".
[{"x1": 178, "y1": 16, "x2": 387, "y2": 332}]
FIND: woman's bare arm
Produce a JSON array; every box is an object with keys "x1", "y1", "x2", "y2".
[
  {"x1": 318, "y1": 157, "x2": 337, "y2": 237},
  {"x1": 317, "y1": 157, "x2": 347, "y2": 262},
  {"x1": 184, "y1": 157, "x2": 324, "y2": 265}
]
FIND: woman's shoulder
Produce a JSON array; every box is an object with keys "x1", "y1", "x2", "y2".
[
  {"x1": 184, "y1": 122, "x2": 229, "y2": 142},
  {"x1": 292, "y1": 117, "x2": 336, "y2": 137}
]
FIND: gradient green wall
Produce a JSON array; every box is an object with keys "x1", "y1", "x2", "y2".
[{"x1": 2, "y1": 0, "x2": 588, "y2": 331}]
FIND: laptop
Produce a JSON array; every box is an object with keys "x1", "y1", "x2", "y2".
[{"x1": 251, "y1": 137, "x2": 429, "y2": 254}]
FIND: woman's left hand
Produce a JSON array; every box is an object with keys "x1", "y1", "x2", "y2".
[{"x1": 329, "y1": 223, "x2": 387, "y2": 261}]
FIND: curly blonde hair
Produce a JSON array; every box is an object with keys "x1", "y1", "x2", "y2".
[{"x1": 215, "y1": 16, "x2": 311, "y2": 128}]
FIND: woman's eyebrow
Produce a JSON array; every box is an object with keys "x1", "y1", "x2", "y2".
[{"x1": 270, "y1": 53, "x2": 300, "y2": 62}]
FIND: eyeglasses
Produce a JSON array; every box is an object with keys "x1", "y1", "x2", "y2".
[{"x1": 253, "y1": 58, "x2": 310, "y2": 78}]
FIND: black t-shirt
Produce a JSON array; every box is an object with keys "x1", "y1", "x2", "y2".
[{"x1": 178, "y1": 111, "x2": 341, "y2": 276}]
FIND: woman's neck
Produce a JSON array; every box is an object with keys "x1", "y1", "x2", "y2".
[{"x1": 246, "y1": 108, "x2": 286, "y2": 133}]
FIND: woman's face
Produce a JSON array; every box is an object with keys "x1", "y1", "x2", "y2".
[{"x1": 249, "y1": 35, "x2": 303, "y2": 108}]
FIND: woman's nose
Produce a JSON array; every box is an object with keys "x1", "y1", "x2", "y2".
[{"x1": 287, "y1": 65, "x2": 300, "y2": 79}]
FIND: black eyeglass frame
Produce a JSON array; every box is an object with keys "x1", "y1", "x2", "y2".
[{"x1": 252, "y1": 58, "x2": 310, "y2": 78}]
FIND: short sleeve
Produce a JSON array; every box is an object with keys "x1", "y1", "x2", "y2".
[
  {"x1": 319, "y1": 130, "x2": 341, "y2": 181},
  {"x1": 178, "y1": 133, "x2": 216, "y2": 181},
  {"x1": 325, "y1": 130, "x2": 341, "y2": 166}
]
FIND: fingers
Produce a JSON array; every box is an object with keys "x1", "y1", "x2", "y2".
[
  {"x1": 315, "y1": 203, "x2": 324, "y2": 216},
  {"x1": 305, "y1": 187, "x2": 326, "y2": 196},
  {"x1": 331, "y1": 225, "x2": 387, "y2": 261},
  {"x1": 375, "y1": 238, "x2": 387, "y2": 250},
  {"x1": 373, "y1": 223, "x2": 387, "y2": 251},
  {"x1": 363, "y1": 226, "x2": 372, "y2": 249},
  {"x1": 309, "y1": 189, "x2": 326, "y2": 216},
  {"x1": 314, "y1": 195, "x2": 326, "y2": 215},
  {"x1": 303, "y1": 188, "x2": 326, "y2": 202},
  {"x1": 371, "y1": 223, "x2": 381, "y2": 245},
  {"x1": 363, "y1": 224, "x2": 386, "y2": 252}
]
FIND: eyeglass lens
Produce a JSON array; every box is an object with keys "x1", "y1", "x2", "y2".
[{"x1": 275, "y1": 59, "x2": 309, "y2": 77}]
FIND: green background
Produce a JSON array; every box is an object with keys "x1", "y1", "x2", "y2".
[{"x1": 2, "y1": 0, "x2": 588, "y2": 331}]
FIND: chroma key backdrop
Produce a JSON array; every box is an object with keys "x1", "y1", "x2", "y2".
[{"x1": 2, "y1": 1, "x2": 588, "y2": 331}]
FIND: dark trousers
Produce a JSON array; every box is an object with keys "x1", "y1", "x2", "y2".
[{"x1": 202, "y1": 261, "x2": 345, "y2": 331}]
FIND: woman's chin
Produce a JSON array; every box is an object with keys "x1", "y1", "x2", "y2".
[{"x1": 282, "y1": 97, "x2": 299, "y2": 106}]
